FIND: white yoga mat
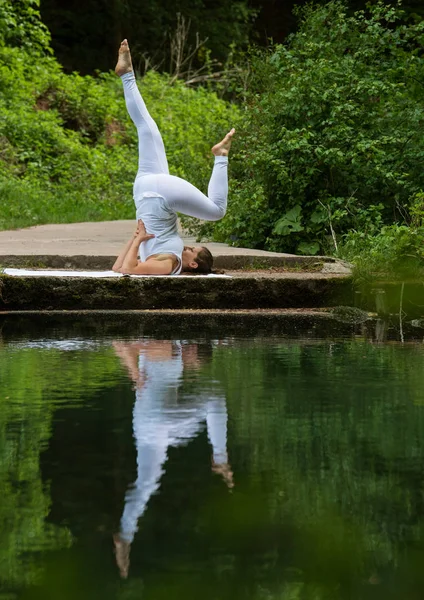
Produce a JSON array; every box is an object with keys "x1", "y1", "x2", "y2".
[{"x1": 3, "y1": 269, "x2": 230, "y2": 278}]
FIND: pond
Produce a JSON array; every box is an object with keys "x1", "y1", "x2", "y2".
[{"x1": 1, "y1": 314, "x2": 424, "y2": 600}]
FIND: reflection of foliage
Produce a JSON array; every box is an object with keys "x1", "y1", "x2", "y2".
[
  {"x1": 2, "y1": 331, "x2": 424, "y2": 599},
  {"x1": 203, "y1": 341, "x2": 424, "y2": 596},
  {"x1": 0, "y1": 344, "x2": 122, "y2": 590}
]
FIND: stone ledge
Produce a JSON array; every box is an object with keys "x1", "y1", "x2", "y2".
[
  {"x1": 0, "y1": 273, "x2": 353, "y2": 311},
  {"x1": 0, "y1": 254, "x2": 337, "y2": 271}
]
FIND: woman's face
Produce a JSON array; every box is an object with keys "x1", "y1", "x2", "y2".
[{"x1": 182, "y1": 246, "x2": 202, "y2": 268}]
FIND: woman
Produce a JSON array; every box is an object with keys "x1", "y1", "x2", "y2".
[
  {"x1": 112, "y1": 339, "x2": 233, "y2": 578},
  {"x1": 112, "y1": 40, "x2": 235, "y2": 275}
]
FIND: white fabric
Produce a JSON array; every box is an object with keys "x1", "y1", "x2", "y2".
[
  {"x1": 206, "y1": 398, "x2": 229, "y2": 465},
  {"x1": 135, "y1": 194, "x2": 184, "y2": 274},
  {"x1": 121, "y1": 72, "x2": 229, "y2": 274},
  {"x1": 3, "y1": 269, "x2": 230, "y2": 278},
  {"x1": 11, "y1": 339, "x2": 102, "y2": 351},
  {"x1": 120, "y1": 344, "x2": 228, "y2": 542}
]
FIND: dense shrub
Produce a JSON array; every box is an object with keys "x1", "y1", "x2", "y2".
[
  {"x1": 201, "y1": 1, "x2": 424, "y2": 256},
  {"x1": 0, "y1": 1, "x2": 239, "y2": 230},
  {"x1": 0, "y1": 0, "x2": 51, "y2": 52},
  {"x1": 340, "y1": 193, "x2": 424, "y2": 281}
]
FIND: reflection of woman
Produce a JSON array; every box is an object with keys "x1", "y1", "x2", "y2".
[
  {"x1": 112, "y1": 39, "x2": 235, "y2": 276},
  {"x1": 113, "y1": 340, "x2": 233, "y2": 578}
]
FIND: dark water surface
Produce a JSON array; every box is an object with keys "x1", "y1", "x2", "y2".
[{"x1": 1, "y1": 315, "x2": 424, "y2": 599}]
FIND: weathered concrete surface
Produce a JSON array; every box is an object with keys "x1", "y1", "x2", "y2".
[
  {"x1": 3, "y1": 309, "x2": 421, "y2": 342},
  {"x1": 0, "y1": 220, "x2": 353, "y2": 311},
  {"x1": 0, "y1": 273, "x2": 352, "y2": 311},
  {"x1": 0, "y1": 220, "x2": 294, "y2": 258},
  {"x1": 0, "y1": 253, "x2": 337, "y2": 270},
  {"x1": 0, "y1": 220, "x2": 350, "y2": 270}
]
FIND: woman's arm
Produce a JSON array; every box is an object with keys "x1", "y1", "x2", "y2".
[
  {"x1": 112, "y1": 236, "x2": 137, "y2": 272},
  {"x1": 112, "y1": 220, "x2": 155, "y2": 272},
  {"x1": 120, "y1": 234, "x2": 147, "y2": 271},
  {"x1": 117, "y1": 220, "x2": 176, "y2": 275},
  {"x1": 121, "y1": 256, "x2": 175, "y2": 275},
  {"x1": 112, "y1": 341, "x2": 146, "y2": 389}
]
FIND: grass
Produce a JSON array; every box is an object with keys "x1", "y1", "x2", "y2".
[{"x1": 0, "y1": 179, "x2": 133, "y2": 231}]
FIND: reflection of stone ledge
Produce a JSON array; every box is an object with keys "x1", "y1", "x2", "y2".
[
  {"x1": 0, "y1": 309, "x2": 364, "y2": 341},
  {"x1": 0, "y1": 272, "x2": 353, "y2": 311}
]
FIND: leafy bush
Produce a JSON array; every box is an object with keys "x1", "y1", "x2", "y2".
[
  {"x1": 202, "y1": 1, "x2": 424, "y2": 255},
  {"x1": 0, "y1": 0, "x2": 51, "y2": 52},
  {"x1": 340, "y1": 193, "x2": 424, "y2": 281},
  {"x1": 0, "y1": 2, "x2": 239, "y2": 231}
]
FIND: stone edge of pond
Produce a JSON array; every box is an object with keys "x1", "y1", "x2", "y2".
[{"x1": 0, "y1": 273, "x2": 354, "y2": 310}]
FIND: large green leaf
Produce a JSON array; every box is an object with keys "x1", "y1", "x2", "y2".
[{"x1": 273, "y1": 204, "x2": 304, "y2": 236}]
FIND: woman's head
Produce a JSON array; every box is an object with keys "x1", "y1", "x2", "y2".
[{"x1": 182, "y1": 245, "x2": 213, "y2": 274}]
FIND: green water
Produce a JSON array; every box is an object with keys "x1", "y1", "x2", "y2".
[{"x1": 1, "y1": 316, "x2": 424, "y2": 599}]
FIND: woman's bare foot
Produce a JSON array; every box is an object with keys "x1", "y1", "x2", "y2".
[
  {"x1": 113, "y1": 534, "x2": 130, "y2": 579},
  {"x1": 115, "y1": 39, "x2": 133, "y2": 76},
  {"x1": 211, "y1": 128, "x2": 236, "y2": 157}
]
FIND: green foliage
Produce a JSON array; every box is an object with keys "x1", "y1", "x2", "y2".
[
  {"x1": 204, "y1": 1, "x2": 424, "y2": 256},
  {"x1": 4, "y1": 0, "x2": 424, "y2": 280},
  {"x1": 0, "y1": 0, "x2": 51, "y2": 52},
  {"x1": 35, "y1": 0, "x2": 424, "y2": 78},
  {"x1": 0, "y1": 30, "x2": 239, "y2": 229},
  {"x1": 341, "y1": 193, "x2": 424, "y2": 282}
]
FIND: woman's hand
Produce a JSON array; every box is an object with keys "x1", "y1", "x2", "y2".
[
  {"x1": 113, "y1": 220, "x2": 156, "y2": 273},
  {"x1": 134, "y1": 219, "x2": 155, "y2": 243}
]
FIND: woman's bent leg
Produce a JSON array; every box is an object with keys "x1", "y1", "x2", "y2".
[
  {"x1": 121, "y1": 72, "x2": 169, "y2": 177},
  {"x1": 163, "y1": 156, "x2": 228, "y2": 221}
]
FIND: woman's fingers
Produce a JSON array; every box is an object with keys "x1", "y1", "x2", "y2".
[{"x1": 135, "y1": 219, "x2": 154, "y2": 241}]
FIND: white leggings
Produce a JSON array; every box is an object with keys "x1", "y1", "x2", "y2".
[{"x1": 121, "y1": 72, "x2": 228, "y2": 221}]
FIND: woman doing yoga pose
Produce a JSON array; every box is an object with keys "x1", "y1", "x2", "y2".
[{"x1": 112, "y1": 40, "x2": 235, "y2": 275}]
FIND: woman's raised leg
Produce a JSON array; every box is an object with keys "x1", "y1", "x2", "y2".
[
  {"x1": 116, "y1": 40, "x2": 169, "y2": 177},
  {"x1": 163, "y1": 129, "x2": 235, "y2": 221}
]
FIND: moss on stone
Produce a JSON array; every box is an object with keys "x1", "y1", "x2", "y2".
[{"x1": 0, "y1": 274, "x2": 353, "y2": 311}]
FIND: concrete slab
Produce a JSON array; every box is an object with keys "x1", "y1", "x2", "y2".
[
  {"x1": 0, "y1": 218, "x2": 353, "y2": 311},
  {"x1": 0, "y1": 220, "x2": 295, "y2": 258},
  {"x1": 0, "y1": 219, "x2": 347, "y2": 271},
  {"x1": 0, "y1": 272, "x2": 353, "y2": 311}
]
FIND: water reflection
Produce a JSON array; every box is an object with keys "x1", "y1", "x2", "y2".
[
  {"x1": 112, "y1": 340, "x2": 233, "y2": 578},
  {"x1": 2, "y1": 323, "x2": 424, "y2": 599}
]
